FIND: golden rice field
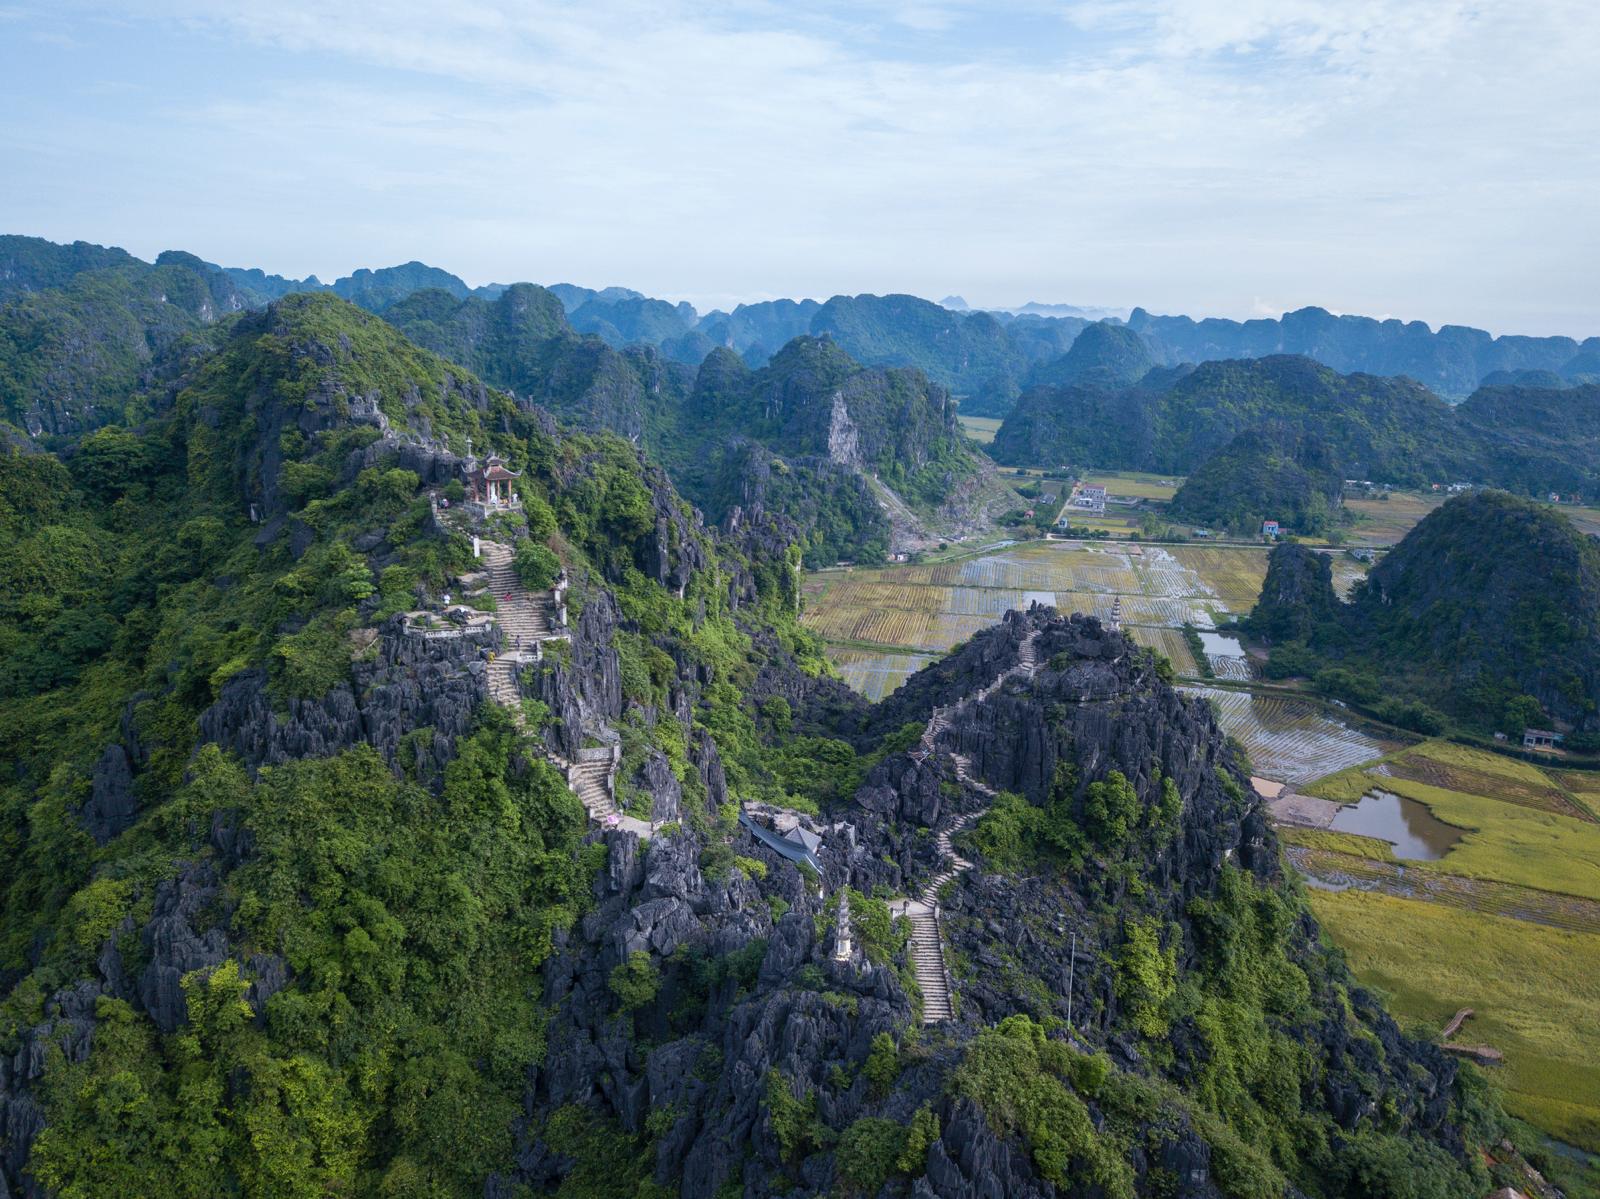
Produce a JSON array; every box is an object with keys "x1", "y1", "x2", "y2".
[
  {"x1": 1343, "y1": 491, "x2": 1444, "y2": 544},
  {"x1": 1124, "y1": 625, "x2": 1200, "y2": 677},
  {"x1": 1283, "y1": 739, "x2": 1600, "y2": 1152},
  {"x1": 1306, "y1": 889, "x2": 1600, "y2": 1153}
]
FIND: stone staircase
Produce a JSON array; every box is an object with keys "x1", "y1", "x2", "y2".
[
  {"x1": 480, "y1": 543, "x2": 554, "y2": 648},
  {"x1": 908, "y1": 910, "x2": 951, "y2": 1022},
  {"x1": 476, "y1": 540, "x2": 633, "y2": 830},
  {"x1": 903, "y1": 623, "x2": 1041, "y2": 1025},
  {"x1": 570, "y1": 749, "x2": 619, "y2": 821}
]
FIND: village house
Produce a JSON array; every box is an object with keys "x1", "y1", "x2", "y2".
[
  {"x1": 1261, "y1": 519, "x2": 1281, "y2": 538},
  {"x1": 1070, "y1": 484, "x2": 1107, "y2": 515},
  {"x1": 1522, "y1": 728, "x2": 1563, "y2": 752}
]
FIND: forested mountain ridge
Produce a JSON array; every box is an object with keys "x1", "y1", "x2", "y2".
[
  {"x1": 1245, "y1": 492, "x2": 1600, "y2": 734},
  {"x1": 0, "y1": 243, "x2": 982, "y2": 568},
  {"x1": 1167, "y1": 428, "x2": 1345, "y2": 535},
  {"x1": 0, "y1": 248, "x2": 252, "y2": 443},
  {"x1": 992, "y1": 354, "x2": 1600, "y2": 499},
  {"x1": 382, "y1": 290, "x2": 983, "y2": 564},
  {"x1": 1128, "y1": 304, "x2": 1599, "y2": 398}
]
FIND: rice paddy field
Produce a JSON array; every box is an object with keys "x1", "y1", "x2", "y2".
[
  {"x1": 1344, "y1": 491, "x2": 1598, "y2": 551},
  {"x1": 956, "y1": 414, "x2": 1002, "y2": 444},
  {"x1": 826, "y1": 648, "x2": 938, "y2": 701},
  {"x1": 1078, "y1": 470, "x2": 1183, "y2": 501},
  {"x1": 1281, "y1": 740, "x2": 1600, "y2": 1152},
  {"x1": 803, "y1": 541, "x2": 1362, "y2": 717},
  {"x1": 1343, "y1": 490, "x2": 1445, "y2": 544},
  {"x1": 1183, "y1": 687, "x2": 1395, "y2": 784},
  {"x1": 1306, "y1": 889, "x2": 1600, "y2": 1153},
  {"x1": 803, "y1": 541, "x2": 1277, "y2": 671}
]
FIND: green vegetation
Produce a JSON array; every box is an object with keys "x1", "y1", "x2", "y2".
[
  {"x1": 0, "y1": 250, "x2": 244, "y2": 443},
  {"x1": 0, "y1": 289, "x2": 846, "y2": 1196},
  {"x1": 1168, "y1": 429, "x2": 1345, "y2": 536},
  {"x1": 515, "y1": 538, "x2": 562, "y2": 590},
  {"x1": 1115, "y1": 918, "x2": 1178, "y2": 1038},
  {"x1": 24, "y1": 728, "x2": 591, "y2": 1196},
  {"x1": 386, "y1": 290, "x2": 978, "y2": 569},
  {"x1": 952, "y1": 1016, "x2": 1135, "y2": 1196},
  {"x1": 610, "y1": 951, "x2": 663, "y2": 1010},
  {"x1": 1246, "y1": 493, "x2": 1600, "y2": 736},
  {"x1": 991, "y1": 353, "x2": 1600, "y2": 502},
  {"x1": 0, "y1": 246, "x2": 1555, "y2": 1197},
  {"x1": 834, "y1": 1107, "x2": 939, "y2": 1194}
]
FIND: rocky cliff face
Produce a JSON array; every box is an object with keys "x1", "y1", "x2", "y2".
[
  {"x1": 495, "y1": 609, "x2": 1474, "y2": 1198},
  {"x1": 198, "y1": 618, "x2": 493, "y2": 783}
]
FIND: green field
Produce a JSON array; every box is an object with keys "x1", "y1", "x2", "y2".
[
  {"x1": 1308, "y1": 889, "x2": 1600, "y2": 1152},
  {"x1": 1306, "y1": 748, "x2": 1600, "y2": 902},
  {"x1": 956, "y1": 413, "x2": 1003, "y2": 443},
  {"x1": 1343, "y1": 490, "x2": 1445, "y2": 544},
  {"x1": 1289, "y1": 740, "x2": 1600, "y2": 1152},
  {"x1": 1079, "y1": 470, "x2": 1183, "y2": 501}
]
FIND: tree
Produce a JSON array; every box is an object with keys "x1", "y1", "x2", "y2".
[
  {"x1": 514, "y1": 540, "x2": 561, "y2": 590},
  {"x1": 1502, "y1": 694, "x2": 1545, "y2": 733},
  {"x1": 609, "y1": 951, "x2": 661, "y2": 1011},
  {"x1": 1084, "y1": 771, "x2": 1139, "y2": 850}
]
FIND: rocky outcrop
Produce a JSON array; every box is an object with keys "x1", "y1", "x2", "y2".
[
  {"x1": 199, "y1": 617, "x2": 492, "y2": 782},
  {"x1": 1243, "y1": 541, "x2": 1339, "y2": 644},
  {"x1": 498, "y1": 610, "x2": 1466, "y2": 1197}
]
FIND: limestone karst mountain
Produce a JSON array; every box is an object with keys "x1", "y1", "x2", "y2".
[{"x1": 0, "y1": 286, "x2": 1515, "y2": 1198}]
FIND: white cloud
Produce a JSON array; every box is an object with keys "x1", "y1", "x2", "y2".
[{"x1": 4, "y1": 0, "x2": 1598, "y2": 334}]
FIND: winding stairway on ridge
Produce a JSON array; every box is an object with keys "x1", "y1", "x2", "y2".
[
  {"x1": 901, "y1": 622, "x2": 1041, "y2": 1024},
  {"x1": 478, "y1": 541, "x2": 651, "y2": 837}
]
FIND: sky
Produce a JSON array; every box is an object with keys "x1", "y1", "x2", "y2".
[{"x1": 1, "y1": 1, "x2": 1597, "y2": 337}]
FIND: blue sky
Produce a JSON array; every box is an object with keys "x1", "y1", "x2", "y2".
[{"x1": 1, "y1": 0, "x2": 1596, "y2": 336}]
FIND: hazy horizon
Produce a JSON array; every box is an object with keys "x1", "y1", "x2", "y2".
[{"x1": 3, "y1": 1, "x2": 1598, "y2": 339}]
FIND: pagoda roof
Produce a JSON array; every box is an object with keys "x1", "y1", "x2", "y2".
[{"x1": 483, "y1": 464, "x2": 520, "y2": 481}]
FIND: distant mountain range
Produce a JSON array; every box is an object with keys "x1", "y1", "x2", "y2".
[
  {"x1": 5, "y1": 233, "x2": 1598, "y2": 539},
  {"x1": 9, "y1": 234, "x2": 1593, "y2": 417},
  {"x1": 0, "y1": 235, "x2": 985, "y2": 566},
  {"x1": 990, "y1": 354, "x2": 1600, "y2": 499}
]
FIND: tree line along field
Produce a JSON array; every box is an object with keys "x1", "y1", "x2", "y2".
[{"x1": 1283, "y1": 740, "x2": 1600, "y2": 1153}]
